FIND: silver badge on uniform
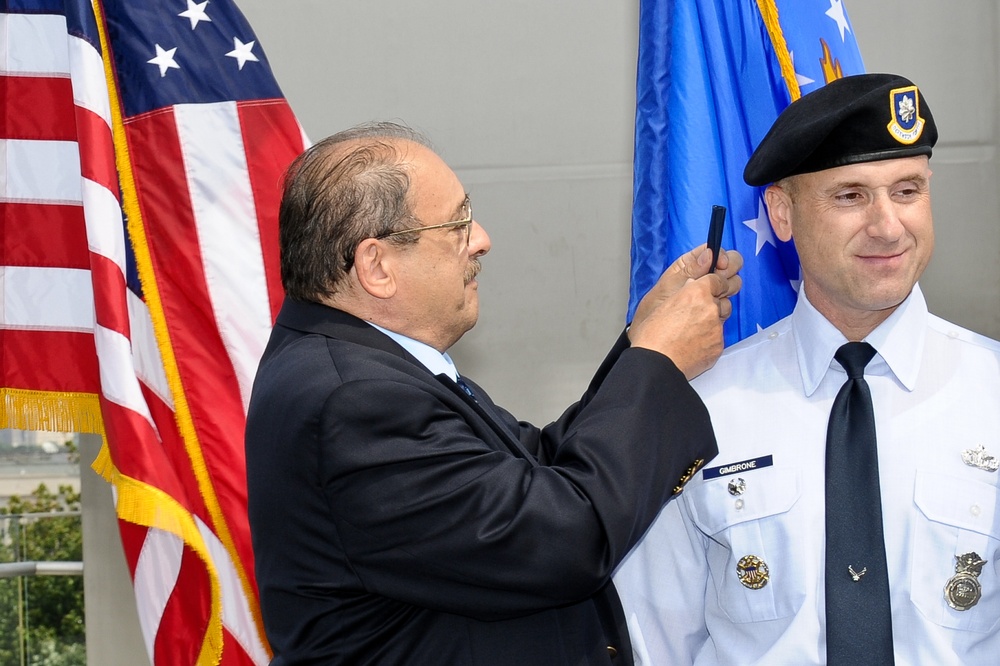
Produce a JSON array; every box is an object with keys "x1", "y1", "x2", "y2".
[
  {"x1": 736, "y1": 554, "x2": 769, "y2": 590},
  {"x1": 961, "y1": 444, "x2": 999, "y2": 472},
  {"x1": 945, "y1": 552, "x2": 987, "y2": 611},
  {"x1": 728, "y1": 477, "x2": 746, "y2": 495}
]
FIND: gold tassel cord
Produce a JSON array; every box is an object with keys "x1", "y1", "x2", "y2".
[{"x1": 755, "y1": 0, "x2": 802, "y2": 101}]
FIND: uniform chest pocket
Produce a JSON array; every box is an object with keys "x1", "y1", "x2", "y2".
[
  {"x1": 686, "y1": 467, "x2": 805, "y2": 624},
  {"x1": 911, "y1": 471, "x2": 1000, "y2": 633}
]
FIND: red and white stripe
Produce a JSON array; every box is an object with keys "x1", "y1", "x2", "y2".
[{"x1": 3, "y1": 6, "x2": 304, "y2": 663}]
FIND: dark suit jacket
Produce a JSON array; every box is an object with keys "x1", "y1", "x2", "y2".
[{"x1": 245, "y1": 298, "x2": 717, "y2": 665}]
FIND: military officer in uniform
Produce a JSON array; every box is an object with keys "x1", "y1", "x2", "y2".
[{"x1": 614, "y1": 73, "x2": 1000, "y2": 665}]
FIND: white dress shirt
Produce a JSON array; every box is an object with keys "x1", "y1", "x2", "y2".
[{"x1": 613, "y1": 284, "x2": 1000, "y2": 665}]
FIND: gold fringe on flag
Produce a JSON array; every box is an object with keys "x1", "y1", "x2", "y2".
[
  {"x1": 91, "y1": 449, "x2": 226, "y2": 665},
  {"x1": 1, "y1": 388, "x2": 105, "y2": 435},
  {"x1": 90, "y1": 0, "x2": 225, "y2": 662},
  {"x1": 92, "y1": 452, "x2": 213, "y2": 571}
]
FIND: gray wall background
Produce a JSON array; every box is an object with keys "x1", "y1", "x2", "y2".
[
  {"x1": 82, "y1": 2, "x2": 1000, "y2": 662},
  {"x1": 239, "y1": 0, "x2": 1000, "y2": 425}
]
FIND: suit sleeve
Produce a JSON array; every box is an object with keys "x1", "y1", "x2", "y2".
[
  {"x1": 320, "y1": 337, "x2": 717, "y2": 621},
  {"x1": 502, "y1": 328, "x2": 633, "y2": 456}
]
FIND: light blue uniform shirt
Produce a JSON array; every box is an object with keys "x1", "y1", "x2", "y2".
[{"x1": 614, "y1": 284, "x2": 1000, "y2": 665}]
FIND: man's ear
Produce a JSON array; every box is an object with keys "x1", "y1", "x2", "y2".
[
  {"x1": 764, "y1": 184, "x2": 794, "y2": 243},
  {"x1": 352, "y1": 238, "x2": 396, "y2": 299}
]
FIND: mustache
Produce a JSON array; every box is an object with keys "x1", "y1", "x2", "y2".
[{"x1": 464, "y1": 258, "x2": 482, "y2": 285}]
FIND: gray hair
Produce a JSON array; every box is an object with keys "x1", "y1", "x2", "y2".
[{"x1": 278, "y1": 121, "x2": 432, "y2": 301}]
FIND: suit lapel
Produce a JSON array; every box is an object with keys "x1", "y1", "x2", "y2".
[{"x1": 436, "y1": 375, "x2": 538, "y2": 464}]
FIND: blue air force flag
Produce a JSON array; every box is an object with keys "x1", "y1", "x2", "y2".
[{"x1": 628, "y1": 0, "x2": 865, "y2": 344}]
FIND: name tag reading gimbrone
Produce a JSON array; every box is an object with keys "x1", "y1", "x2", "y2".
[{"x1": 703, "y1": 455, "x2": 774, "y2": 480}]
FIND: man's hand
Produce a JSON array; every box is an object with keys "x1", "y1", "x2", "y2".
[{"x1": 628, "y1": 245, "x2": 743, "y2": 379}]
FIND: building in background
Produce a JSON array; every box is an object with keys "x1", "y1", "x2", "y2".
[{"x1": 0, "y1": 431, "x2": 80, "y2": 505}]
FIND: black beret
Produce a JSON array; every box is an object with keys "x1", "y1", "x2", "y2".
[{"x1": 743, "y1": 73, "x2": 938, "y2": 186}]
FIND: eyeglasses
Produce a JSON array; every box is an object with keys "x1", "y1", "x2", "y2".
[{"x1": 377, "y1": 196, "x2": 473, "y2": 246}]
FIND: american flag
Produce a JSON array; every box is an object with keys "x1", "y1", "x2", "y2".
[
  {"x1": 628, "y1": 0, "x2": 864, "y2": 343},
  {"x1": 1, "y1": 0, "x2": 307, "y2": 662}
]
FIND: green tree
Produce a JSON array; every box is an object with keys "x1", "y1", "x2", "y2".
[{"x1": 0, "y1": 484, "x2": 85, "y2": 666}]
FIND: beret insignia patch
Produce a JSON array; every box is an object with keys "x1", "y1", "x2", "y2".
[
  {"x1": 743, "y1": 73, "x2": 937, "y2": 186},
  {"x1": 887, "y1": 85, "x2": 925, "y2": 145}
]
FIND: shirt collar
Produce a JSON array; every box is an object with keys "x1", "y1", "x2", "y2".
[
  {"x1": 367, "y1": 322, "x2": 459, "y2": 381},
  {"x1": 793, "y1": 283, "x2": 927, "y2": 396}
]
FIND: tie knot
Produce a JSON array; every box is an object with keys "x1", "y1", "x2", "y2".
[{"x1": 834, "y1": 341, "x2": 877, "y2": 378}]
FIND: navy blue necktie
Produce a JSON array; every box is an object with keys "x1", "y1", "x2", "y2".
[
  {"x1": 456, "y1": 377, "x2": 476, "y2": 400},
  {"x1": 453, "y1": 375, "x2": 523, "y2": 442},
  {"x1": 825, "y1": 342, "x2": 894, "y2": 664}
]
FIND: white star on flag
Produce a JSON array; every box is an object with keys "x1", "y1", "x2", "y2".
[
  {"x1": 788, "y1": 272, "x2": 802, "y2": 294},
  {"x1": 148, "y1": 44, "x2": 180, "y2": 77},
  {"x1": 826, "y1": 0, "x2": 851, "y2": 41},
  {"x1": 226, "y1": 38, "x2": 259, "y2": 70},
  {"x1": 179, "y1": 0, "x2": 212, "y2": 30},
  {"x1": 790, "y1": 51, "x2": 815, "y2": 88},
  {"x1": 742, "y1": 198, "x2": 777, "y2": 255}
]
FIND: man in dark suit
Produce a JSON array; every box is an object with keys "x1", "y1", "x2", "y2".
[{"x1": 245, "y1": 122, "x2": 743, "y2": 665}]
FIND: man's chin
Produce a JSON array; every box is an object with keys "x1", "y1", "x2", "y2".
[
  {"x1": 444, "y1": 311, "x2": 479, "y2": 351},
  {"x1": 464, "y1": 299, "x2": 480, "y2": 330}
]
